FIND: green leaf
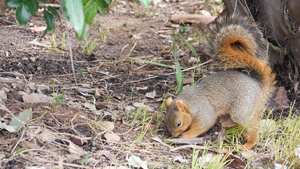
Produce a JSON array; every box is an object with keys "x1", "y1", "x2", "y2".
[
  {"x1": 24, "y1": 0, "x2": 39, "y2": 15},
  {"x1": 39, "y1": 0, "x2": 47, "y2": 2},
  {"x1": 64, "y1": 0, "x2": 85, "y2": 40},
  {"x1": 103, "y1": 0, "x2": 111, "y2": 8},
  {"x1": 178, "y1": 33, "x2": 198, "y2": 60},
  {"x1": 95, "y1": 0, "x2": 105, "y2": 15},
  {"x1": 16, "y1": 3, "x2": 30, "y2": 26},
  {"x1": 172, "y1": 30, "x2": 183, "y2": 94},
  {"x1": 48, "y1": 6, "x2": 61, "y2": 21},
  {"x1": 0, "y1": 109, "x2": 33, "y2": 132},
  {"x1": 43, "y1": 10, "x2": 55, "y2": 33},
  {"x1": 175, "y1": 60, "x2": 183, "y2": 94},
  {"x1": 7, "y1": 0, "x2": 22, "y2": 8},
  {"x1": 84, "y1": 0, "x2": 97, "y2": 25},
  {"x1": 139, "y1": 0, "x2": 150, "y2": 9}
]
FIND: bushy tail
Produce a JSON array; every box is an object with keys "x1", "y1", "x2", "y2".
[{"x1": 202, "y1": 15, "x2": 276, "y2": 93}]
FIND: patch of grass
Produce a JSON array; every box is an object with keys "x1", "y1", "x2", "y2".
[
  {"x1": 259, "y1": 103, "x2": 300, "y2": 168},
  {"x1": 98, "y1": 24, "x2": 118, "y2": 43},
  {"x1": 104, "y1": 91, "x2": 114, "y2": 102},
  {"x1": 50, "y1": 32, "x2": 66, "y2": 49},
  {"x1": 172, "y1": 30, "x2": 183, "y2": 94},
  {"x1": 16, "y1": 147, "x2": 27, "y2": 153},
  {"x1": 82, "y1": 38, "x2": 100, "y2": 55},
  {"x1": 52, "y1": 80, "x2": 64, "y2": 107}
]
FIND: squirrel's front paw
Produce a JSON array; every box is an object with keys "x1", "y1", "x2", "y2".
[{"x1": 179, "y1": 131, "x2": 197, "y2": 138}]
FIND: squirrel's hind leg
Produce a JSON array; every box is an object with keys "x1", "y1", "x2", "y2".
[{"x1": 239, "y1": 123, "x2": 259, "y2": 150}]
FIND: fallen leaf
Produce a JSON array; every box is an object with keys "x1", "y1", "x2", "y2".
[
  {"x1": 128, "y1": 155, "x2": 148, "y2": 169},
  {"x1": 133, "y1": 102, "x2": 154, "y2": 111},
  {"x1": 170, "y1": 14, "x2": 216, "y2": 24},
  {"x1": 274, "y1": 163, "x2": 287, "y2": 169},
  {"x1": 94, "y1": 88, "x2": 104, "y2": 99},
  {"x1": 104, "y1": 132, "x2": 120, "y2": 143},
  {"x1": 22, "y1": 93, "x2": 51, "y2": 103},
  {"x1": 100, "y1": 121, "x2": 115, "y2": 131},
  {"x1": 39, "y1": 129, "x2": 56, "y2": 143},
  {"x1": 198, "y1": 153, "x2": 214, "y2": 163},
  {"x1": 68, "y1": 141, "x2": 85, "y2": 156},
  {"x1": 83, "y1": 102, "x2": 97, "y2": 111},
  {"x1": 0, "y1": 154, "x2": 5, "y2": 161},
  {"x1": 259, "y1": 119, "x2": 277, "y2": 134},
  {"x1": 29, "y1": 26, "x2": 47, "y2": 32},
  {"x1": 294, "y1": 147, "x2": 300, "y2": 158},
  {"x1": 217, "y1": 127, "x2": 226, "y2": 142},
  {"x1": 145, "y1": 90, "x2": 156, "y2": 99},
  {"x1": 0, "y1": 109, "x2": 33, "y2": 132},
  {"x1": 173, "y1": 156, "x2": 188, "y2": 163},
  {"x1": 124, "y1": 105, "x2": 135, "y2": 112},
  {"x1": 136, "y1": 86, "x2": 148, "y2": 90},
  {"x1": 19, "y1": 140, "x2": 40, "y2": 149}
]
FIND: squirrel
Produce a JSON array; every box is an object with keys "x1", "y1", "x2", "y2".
[{"x1": 165, "y1": 15, "x2": 276, "y2": 150}]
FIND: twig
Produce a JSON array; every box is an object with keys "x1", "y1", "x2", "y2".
[
  {"x1": 58, "y1": 0, "x2": 78, "y2": 87},
  {"x1": 11, "y1": 128, "x2": 27, "y2": 154},
  {"x1": 171, "y1": 144, "x2": 219, "y2": 153}
]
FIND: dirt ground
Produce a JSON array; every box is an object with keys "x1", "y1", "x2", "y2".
[{"x1": 0, "y1": 0, "x2": 298, "y2": 169}]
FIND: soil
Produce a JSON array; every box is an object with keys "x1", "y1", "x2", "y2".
[{"x1": 0, "y1": 1, "x2": 298, "y2": 169}]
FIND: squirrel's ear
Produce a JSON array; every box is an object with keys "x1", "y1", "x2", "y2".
[
  {"x1": 175, "y1": 100, "x2": 190, "y2": 114},
  {"x1": 166, "y1": 97, "x2": 173, "y2": 108}
]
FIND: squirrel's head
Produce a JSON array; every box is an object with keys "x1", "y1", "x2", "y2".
[{"x1": 165, "y1": 97, "x2": 192, "y2": 137}]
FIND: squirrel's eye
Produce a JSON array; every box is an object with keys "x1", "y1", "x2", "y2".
[{"x1": 177, "y1": 121, "x2": 181, "y2": 128}]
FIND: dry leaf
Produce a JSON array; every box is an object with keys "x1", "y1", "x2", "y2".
[
  {"x1": 39, "y1": 130, "x2": 56, "y2": 143},
  {"x1": 133, "y1": 102, "x2": 154, "y2": 111},
  {"x1": 29, "y1": 26, "x2": 47, "y2": 32},
  {"x1": 145, "y1": 90, "x2": 156, "y2": 99},
  {"x1": 136, "y1": 86, "x2": 148, "y2": 90},
  {"x1": 83, "y1": 102, "x2": 96, "y2": 111},
  {"x1": 19, "y1": 140, "x2": 40, "y2": 149},
  {"x1": 22, "y1": 93, "x2": 51, "y2": 103},
  {"x1": 294, "y1": 147, "x2": 300, "y2": 158},
  {"x1": 124, "y1": 105, "x2": 136, "y2": 112},
  {"x1": 128, "y1": 155, "x2": 148, "y2": 169},
  {"x1": 68, "y1": 141, "x2": 85, "y2": 156},
  {"x1": 104, "y1": 132, "x2": 120, "y2": 143},
  {"x1": 217, "y1": 127, "x2": 226, "y2": 142},
  {"x1": 259, "y1": 119, "x2": 276, "y2": 134},
  {"x1": 173, "y1": 156, "x2": 188, "y2": 163},
  {"x1": 100, "y1": 121, "x2": 115, "y2": 131}
]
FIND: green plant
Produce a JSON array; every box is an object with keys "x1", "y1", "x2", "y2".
[
  {"x1": 52, "y1": 80, "x2": 64, "y2": 107},
  {"x1": 7, "y1": 0, "x2": 150, "y2": 40},
  {"x1": 172, "y1": 30, "x2": 183, "y2": 93},
  {"x1": 16, "y1": 147, "x2": 28, "y2": 153},
  {"x1": 82, "y1": 38, "x2": 100, "y2": 55},
  {"x1": 50, "y1": 32, "x2": 67, "y2": 49},
  {"x1": 79, "y1": 68, "x2": 86, "y2": 79},
  {"x1": 105, "y1": 91, "x2": 113, "y2": 102},
  {"x1": 177, "y1": 32, "x2": 200, "y2": 85},
  {"x1": 178, "y1": 20, "x2": 187, "y2": 34},
  {"x1": 79, "y1": 152, "x2": 89, "y2": 165}
]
